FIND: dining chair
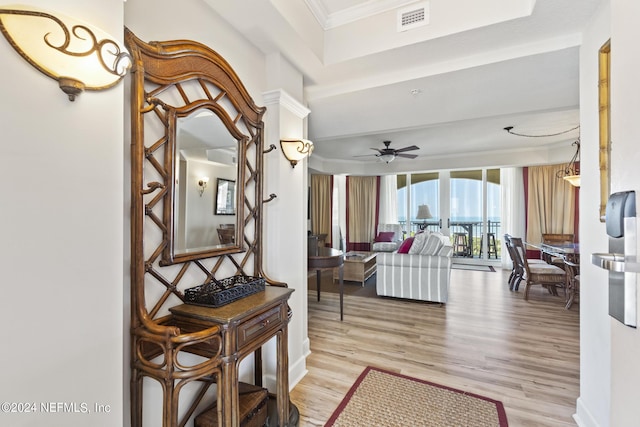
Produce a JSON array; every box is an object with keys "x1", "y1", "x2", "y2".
[
  {"x1": 217, "y1": 228, "x2": 235, "y2": 244},
  {"x1": 542, "y1": 233, "x2": 574, "y2": 244},
  {"x1": 563, "y1": 256, "x2": 580, "y2": 309},
  {"x1": 541, "y1": 233, "x2": 575, "y2": 266},
  {"x1": 505, "y1": 235, "x2": 547, "y2": 291},
  {"x1": 511, "y1": 237, "x2": 566, "y2": 300},
  {"x1": 504, "y1": 234, "x2": 521, "y2": 291}
]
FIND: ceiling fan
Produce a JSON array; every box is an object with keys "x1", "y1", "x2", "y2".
[{"x1": 356, "y1": 140, "x2": 419, "y2": 163}]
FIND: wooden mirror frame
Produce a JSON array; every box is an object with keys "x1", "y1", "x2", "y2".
[
  {"x1": 164, "y1": 106, "x2": 246, "y2": 263},
  {"x1": 126, "y1": 28, "x2": 288, "y2": 427},
  {"x1": 126, "y1": 29, "x2": 266, "y2": 265}
]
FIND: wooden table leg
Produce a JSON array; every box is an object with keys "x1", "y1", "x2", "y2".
[
  {"x1": 219, "y1": 359, "x2": 239, "y2": 427},
  {"x1": 338, "y1": 264, "x2": 344, "y2": 321},
  {"x1": 316, "y1": 269, "x2": 321, "y2": 301},
  {"x1": 276, "y1": 327, "x2": 290, "y2": 427}
]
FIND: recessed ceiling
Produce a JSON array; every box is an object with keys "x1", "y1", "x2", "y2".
[{"x1": 204, "y1": 0, "x2": 600, "y2": 174}]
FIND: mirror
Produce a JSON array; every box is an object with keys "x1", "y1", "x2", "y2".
[
  {"x1": 169, "y1": 108, "x2": 241, "y2": 261},
  {"x1": 125, "y1": 29, "x2": 266, "y2": 267}
]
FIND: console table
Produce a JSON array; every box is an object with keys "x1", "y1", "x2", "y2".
[{"x1": 169, "y1": 286, "x2": 295, "y2": 427}]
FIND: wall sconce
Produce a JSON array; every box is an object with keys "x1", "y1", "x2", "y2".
[
  {"x1": 280, "y1": 138, "x2": 314, "y2": 168},
  {"x1": 0, "y1": 6, "x2": 131, "y2": 101},
  {"x1": 557, "y1": 140, "x2": 580, "y2": 187},
  {"x1": 197, "y1": 177, "x2": 209, "y2": 197}
]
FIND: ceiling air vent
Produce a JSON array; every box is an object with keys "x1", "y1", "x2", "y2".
[{"x1": 397, "y1": 1, "x2": 429, "y2": 32}]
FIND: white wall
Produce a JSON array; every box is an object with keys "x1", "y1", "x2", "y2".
[
  {"x1": 183, "y1": 161, "x2": 236, "y2": 249},
  {"x1": 0, "y1": 1, "x2": 125, "y2": 426},
  {"x1": 608, "y1": 0, "x2": 640, "y2": 425},
  {"x1": 577, "y1": 1, "x2": 640, "y2": 426},
  {"x1": 575, "y1": 2, "x2": 611, "y2": 426}
]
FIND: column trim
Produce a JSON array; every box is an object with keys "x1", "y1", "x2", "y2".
[{"x1": 263, "y1": 89, "x2": 310, "y2": 119}]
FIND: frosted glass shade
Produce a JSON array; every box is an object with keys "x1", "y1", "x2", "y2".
[{"x1": 0, "y1": 6, "x2": 131, "y2": 100}]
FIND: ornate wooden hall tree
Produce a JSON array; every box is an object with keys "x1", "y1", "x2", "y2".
[{"x1": 126, "y1": 29, "x2": 294, "y2": 426}]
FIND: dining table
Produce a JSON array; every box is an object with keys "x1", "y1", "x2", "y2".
[
  {"x1": 540, "y1": 242, "x2": 580, "y2": 261},
  {"x1": 308, "y1": 246, "x2": 345, "y2": 320}
]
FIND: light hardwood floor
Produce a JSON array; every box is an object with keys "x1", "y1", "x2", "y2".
[{"x1": 291, "y1": 267, "x2": 580, "y2": 426}]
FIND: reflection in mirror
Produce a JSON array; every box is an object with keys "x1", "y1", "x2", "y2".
[
  {"x1": 174, "y1": 109, "x2": 238, "y2": 255},
  {"x1": 215, "y1": 178, "x2": 236, "y2": 215}
]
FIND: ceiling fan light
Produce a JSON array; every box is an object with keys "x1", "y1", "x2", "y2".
[{"x1": 380, "y1": 153, "x2": 395, "y2": 163}]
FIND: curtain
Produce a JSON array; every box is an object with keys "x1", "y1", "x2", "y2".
[
  {"x1": 310, "y1": 174, "x2": 332, "y2": 247},
  {"x1": 501, "y1": 167, "x2": 526, "y2": 269},
  {"x1": 378, "y1": 175, "x2": 398, "y2": 224},
  {"x1": 346, "y1": 176, "x2": 378, "y2": 251},
  {"x1": 526, "y1": 164, "x2": 575, "y2": 245}
]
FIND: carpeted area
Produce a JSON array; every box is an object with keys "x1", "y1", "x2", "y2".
[
  {"x1": 325, "y1": 366, "x2": 508, "y2": 427},
  {"x1": 308, "y1": 270, "x2": 378, "y2": 298},
  {"x1": 308, "y1": 264, "x2": 498, "y2": 300}
]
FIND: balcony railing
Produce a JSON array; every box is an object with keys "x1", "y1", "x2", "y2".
[{"x1": 399, "y1": 220, "x2": 502, "y2": 259}]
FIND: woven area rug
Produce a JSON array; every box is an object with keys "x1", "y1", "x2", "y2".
[{"x1": 325, "y1": 367, "x2": 508, "y2": 427}]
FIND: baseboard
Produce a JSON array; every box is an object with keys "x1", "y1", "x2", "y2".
[
  {"x1": 302, "y1": 337, "x2": 311, "y2": 358},
  {"x1": 573, "y1": 397, "x2": 602, "y2": 427},
  {"x1": 263, "y1": 350, "x2": 309, "y2": 392},
  {"x1": 288, "y1": 352, "x2": 309, "y2": 390}
]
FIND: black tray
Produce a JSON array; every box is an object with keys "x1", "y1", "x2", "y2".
[{"x1": 184, "y1": 275, "x2": 265, "y2": 307}]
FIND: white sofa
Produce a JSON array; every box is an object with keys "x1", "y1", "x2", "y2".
[
  {"x1": 371, "y1": 223, "x2": 404, "y2": 252},
  {"x1": 375, "y1": 232, "x2": 453, "y2": 303}
]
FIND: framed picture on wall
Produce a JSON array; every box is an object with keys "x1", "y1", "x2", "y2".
[
  {"x1": 215, "y1": 178, "x2": 236, "y2": 215},
  {"x1": 598, "y1": 40, "x2": 611, "y2": 222}
]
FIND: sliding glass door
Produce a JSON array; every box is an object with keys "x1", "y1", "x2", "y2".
[
  {"x1": 397, "y1": 173, "x2": 439, "y2": 234},
  {"x1": 450, "y1": 170, "x2": 483, "y2": 258},
  {"x1": 397, "y1": 169, "x2": 501, "y2": 261}
]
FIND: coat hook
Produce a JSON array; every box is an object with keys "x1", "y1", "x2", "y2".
[
  {"x1": 263, "y1": 193, "x2": 277, "y2": 203},
  {"x1": 142, "y1": 182, "x2": 165, "y2": 195},
  {"x1": 263, "y1": 144, "x2": 277, "y2": 154}
]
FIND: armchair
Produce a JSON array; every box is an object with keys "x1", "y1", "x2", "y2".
[{"x1": 371, "y1": 223, "x2": 404, "y2": 252}]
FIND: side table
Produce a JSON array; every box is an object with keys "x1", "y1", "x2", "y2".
[{"x1": 308, "y1": 246, "x2": 345, "y2": 320}]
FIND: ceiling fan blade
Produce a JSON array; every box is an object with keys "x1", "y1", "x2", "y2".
[
  {"x1": 396, "y1": 153, "x2": 418, "y2": 159},
  {"x1": 370, "y1": 148, "x2": 384, "y2": 153},
  {"x1": 353, "y1": 153, "x2": 378, "y2": 158},
  {"x1": 394, "y1": 145, "x2": 420, "y2": 153}
]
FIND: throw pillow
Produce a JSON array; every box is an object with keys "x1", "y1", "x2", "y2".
[
  {"x1": 374, "y1": 231, "x2": 395, "y2": 242},
  {"x1": 397, "y1": 237, "x2": 414, "y2": 254},
  {"x1": 438, "y1": 245, "x2": 453, "y2": 257},
  {"x1": 408, "y1": 231, "x2": 430, "y2": 254},
  {"x1": 420, "y1": 233, "x2": 444, "y2": 255}
]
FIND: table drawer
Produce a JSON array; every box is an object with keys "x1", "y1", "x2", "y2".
[{"x1": 237, "y1": 305, "x2": 283, "y2": 348}]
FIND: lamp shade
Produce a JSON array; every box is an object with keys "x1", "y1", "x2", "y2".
[
  {"x1": 557, "y1": 140, "x2": 580, "y2": 187},
  {"x1": 0, "y1": 6, "x2": 131, "y2": 100},
  {"x1": 416, "y1": 204, "x2": 433, "y2": 219},
  {"x1": 563, "y1": 174, "x2": 581, "y2": 187},
  {"x1": 280, "y1": 138, "x2": 314, "y2": 168}
]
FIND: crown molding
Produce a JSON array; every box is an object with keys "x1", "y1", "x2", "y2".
[{"x1": 262, "y1": 89, "x2": 311, "y2": 119}]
